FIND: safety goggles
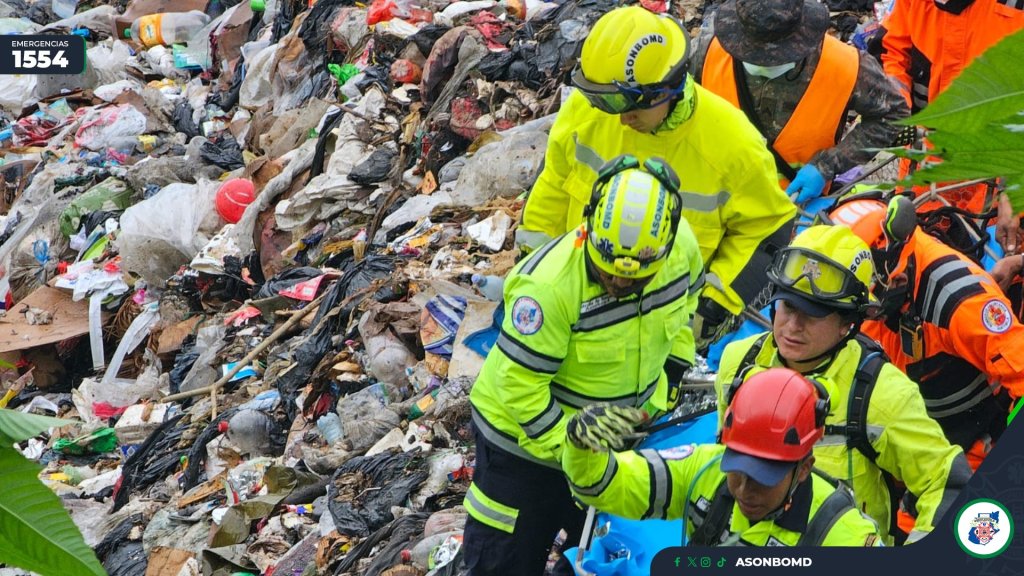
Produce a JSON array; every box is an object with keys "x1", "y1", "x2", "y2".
[
  {"x1": 770, "y1": 248, "x2": 864, "y2": 302},
  {"x1": 571, "y1": 65, "x2": 686, "y2": 115}
]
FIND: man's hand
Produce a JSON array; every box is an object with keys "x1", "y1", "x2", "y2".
[
  {"x1": 692, "y1": 297, "x2": 736, "y2": 355},
  {"x1": 991, "y1": 255, "x2": 1024, "y2": 292},
  {"x1": 566, "y1": 405, "x2": 649, "y2": 452},
  {"x1": 996, "y1": 193, "x2": 1022, "y2": 255},
  {"x1": 786, "y1": 164, "x2": 827, "y2": 205}
]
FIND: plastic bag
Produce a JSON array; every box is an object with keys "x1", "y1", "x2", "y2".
[
  {"x1": 326, "y1": 450, "x2": 429, "y2": 536},
  {"x1": 74, "y1": 104, "x2": 148, "y2": 151},
  {"x1": 199, "y1": 135, "x2": 245, "y2": 170},
  {"x1": 179, "y1": 323, "x2": 228, "y2": 393},
  {"x1": 450, "y1": 130, "x2": 547, "y2": 206},
  {"x1": 116, "y1": 181, "x2": 222, "y2": 286},
  {"x1": 336, "y1": 383, "x2": 401, "y2": 452}
]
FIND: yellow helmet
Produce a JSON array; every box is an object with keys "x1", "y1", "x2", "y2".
[
  {"x1": 585, "y1": 155, "x2": 681, "y2": 279},
  {"x1": 572, "y1": 6, "x2": 691, "y2": 114},
  {"x1": 767, "y1": 225, "x2": 878, "y2": 316}
]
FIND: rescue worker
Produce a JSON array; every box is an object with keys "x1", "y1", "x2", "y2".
[
  {"x1": 879, "y1": 0, "x2": 1024, "y2": 241},
  {"x1": 880, "y1": 0, "x2": 1024, "y2": 112},
  {"x1": 692, "y1": 0, "x2": 909, "y2": 204},
  {"x1": 713, "y1": 224, "x2": 971, "y2": 544},
  {"x1": 516, "y1": 5, "x2": 796, "y2": 354},
  {"x1": 830, "y1": 195, "x2": 1024, "y2": 469},
  {"x1": 463, "y1": 156, "x2": 705, "y2": 575},
  {"x1": 561, "y1": 368, "x2": 885, "y2": 546}
]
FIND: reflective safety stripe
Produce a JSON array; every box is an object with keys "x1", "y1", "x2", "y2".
[
  {"x1": 573, "y1": 273, "x2": 691, "y2": 332},
  {"x1": 925, "y1": 275, "x2": 981, "y2": 327},
  {"x1": 550, "y1": 376, "x2": 658, "y2": 409},
  {"x1": 471, "y1": 407, "x2": 559, "y2": 469},
  {"x1": 465, "y1": 482, "x2": 519, "y2": 533},
  {"x1": 641, "y1": 273, "x2": 691, "y2": 314},
  {"x1": 521, "y1": 396, "x2": 564, "y2": 439},
  {"x1": 573, "y1": 134, "x2": 605, "y2": 172},
  {"x1": 640, "y1": 448, "x2": 671, "y2": 520},
  {"x1": 925, "y1": 375, "x2": 999, "y2": 418},
  {"x1": 570, "y1": 454, "x2": 619, "y2": 497},
  {"x1": 515, "y1": 228, "x2": 556, "y2": 253},
  {"x1": 676, "y1": 190, "x2": 732, "y2": 214},
  {"x1": 574, "y1": 299, "x2": 637, "y2": 332},
  {"x1": 519, "y1": 233, "x2": 562, "y2": 275},
  {"x1": 496, "y1": 329, "x2": 563, "y2": 374},
  {"x1": 690, "y1": 271, "x2": 706, "y2": 295},
  {"x1": 920, "y1": 259, "x2": 970, "y2": 321}
]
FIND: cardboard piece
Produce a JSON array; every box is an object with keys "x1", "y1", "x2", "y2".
[
  {"x1": 0, "y1": 286, "x2": 109, "y2": 353},
  {"x1": 145, "y1": 546, "x2": 196, "y2": 576}
]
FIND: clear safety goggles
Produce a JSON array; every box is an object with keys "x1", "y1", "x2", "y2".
[
  {"x1": 770, "y1": 248, "x2": 863, "y2": 301},
  {"x1": 570, "y1": 65, "x2": 686, "y2": 115}
]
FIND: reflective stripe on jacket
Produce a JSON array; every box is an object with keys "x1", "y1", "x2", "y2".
[
  {"x1": 518, "y1": 85, "x2": 795, "y2": 315},
  {"x1": 470, "y1": 222, "x2": 705, "y2": 470},
  {"x1": 562, "y1": 443, "x2": 884, "y2": 546},
  {"x1": 714, "y1": 332, "x2": 970, "y2": 545},
  {"x1": 862, "y1": 231, "x2": 1024, "y2": 447},
  {"x1": 701, "y1": 35, "x2": 858, "y2": 188}
]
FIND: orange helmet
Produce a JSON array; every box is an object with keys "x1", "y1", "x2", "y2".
[{"x1": 827, "y1": 198, "x2": 888, "y2": 248}]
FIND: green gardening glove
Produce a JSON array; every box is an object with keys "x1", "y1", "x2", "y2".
[{"x1": 566, "y1": 404, "x2": 649, "y2": 452}]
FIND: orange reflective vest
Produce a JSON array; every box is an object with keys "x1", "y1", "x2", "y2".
[{"x1": 701, "y1": 35, "x2": 859, "y2": 188}]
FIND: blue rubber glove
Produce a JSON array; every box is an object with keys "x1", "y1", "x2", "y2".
[{"x1": 786, "y1": 164, "x2": 827, "y2": 205}]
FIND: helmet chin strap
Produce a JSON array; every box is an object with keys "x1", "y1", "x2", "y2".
[{"x1": 760, "y1": 459, "x2": 805, "y2": 523}]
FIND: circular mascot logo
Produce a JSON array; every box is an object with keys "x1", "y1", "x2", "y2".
[{"x1": 955, "y1": 498, "x2": 1014, "y2": 558}]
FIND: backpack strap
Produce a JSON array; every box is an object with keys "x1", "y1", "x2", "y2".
[
  {"x1": 797, "y1": 482, "x2": 858, "y2": 546},
  {"x1": 822, "y1": 335, "x2": 886, "y2": 463},
  {"x1": 689, "y1": 480, "x2": 734, "y2": 546}
]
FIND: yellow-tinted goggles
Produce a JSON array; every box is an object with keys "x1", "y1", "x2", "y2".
[{"x1": 771, "y1": 248, "x2": 862, "y2": 301}]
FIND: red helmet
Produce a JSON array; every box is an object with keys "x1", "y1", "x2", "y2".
[{"x1": 721, "y1": 368, "x2": 828, "y2": 463}]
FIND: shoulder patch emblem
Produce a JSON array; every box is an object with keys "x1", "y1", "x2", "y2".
[
  {"x1": 982, "y1": 300, "x2": 1012, "y2": 334},
  {"x1": 657, "y1": 445, "x2": 695, "y2": 461},
  {"x1": 512, "y1": 296, "x2": 544, "y2": 335}
]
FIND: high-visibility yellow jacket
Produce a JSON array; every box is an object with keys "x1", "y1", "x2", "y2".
[
  {"x1": 562, "y1": 443, "x2": 884, "y2": 546},
  {"x1": 470, "y1": 222, "x2": 705, "y2": 469},
  {"x1": 714, "y1": 333, "x2": 972, "y2": 544},
  {"x1": 518, "y1": 86, "x2": 796, "y2": 315}
]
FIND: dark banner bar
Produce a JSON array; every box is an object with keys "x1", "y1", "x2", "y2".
[{"x1": 0, "y1": 35, "x2": 86, "y2": 75}]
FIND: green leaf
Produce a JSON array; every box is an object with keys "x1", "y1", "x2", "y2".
[
  {"x1": 0, "y1": 408, "x2": 73, "y2": 446},
  {"x1": 907, "y1": 29, "x2": 1024, "y2": 131},
  {"x1": 0, "y1": 447, "x2": 107, "y2": 576}
]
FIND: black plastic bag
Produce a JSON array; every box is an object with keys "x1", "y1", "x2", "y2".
[
  {"x1": 200, "y1": 136, "x2": 245, "y2": 170},
  {"x1": 327, "y1": 450, "x2": 429, "y2": 537},
  {"x1": 332, "y1": 512, "x2": 429, "y2": 576},
  {"x1": 254, "y1": 266, "x2": 323, "y2": 299},
  {"x1": 172, "y1": 100, "x2": 202, "y2": 140},
  {"x1": 96, "y1": 514, "x2": 148, "y2": 576},
  {"x1": 169, "y1": 337, "x2": 200, "y2": 396},
  {"x1": 349, "y1": 148, "x2": 396, "y2": 185},
  {"x1": 111, "y1": 415, "x2": 187, "y2": 512}
]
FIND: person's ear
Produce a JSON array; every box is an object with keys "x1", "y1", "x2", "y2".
[
  {"x1": 796, "y1": 456, "x2": 814, "y2": 483},
  {"x1": 889, "y1": 273, "x2": 909, "y2": 289}
]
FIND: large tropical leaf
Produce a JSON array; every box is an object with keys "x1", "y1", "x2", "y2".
[
  {"x1": 906, "y1": 28, "x2": 1024, "y2": 131},
  {"x1": 0, "y1": 408, "x2": 72, "y2": 446},
  {"x1": 0, "y1": 447, "x2": 107, "y2": 576},
  {"x1": 910, "y1": 125, "x2": 1024, "y2": 190}
]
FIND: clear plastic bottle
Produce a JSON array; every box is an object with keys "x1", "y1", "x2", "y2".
[
  {"x1": 471, "y1": 274, "x2": 504, "y2": 301},
  {"x1": 317, "y1": 412, "x2": 344, "y2": 445},
  {"x1": 125, "y1": 10, "x2": 211, "y2": 48}
]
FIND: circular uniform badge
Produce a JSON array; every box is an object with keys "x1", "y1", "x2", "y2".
[
  {"x1": 981, "y1": 300, "x2": 1013, "y2": 334},
  {"x1": 954, "y1": 498, "x2": 1014, "y2": 559},
  {"x1": 511, "y1": 296, "x2": 544, "y2": 335}
]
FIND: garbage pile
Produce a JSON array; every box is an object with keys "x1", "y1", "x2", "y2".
[{"x1": 0, "y1": 0, "x2": 883, "y2": 574}]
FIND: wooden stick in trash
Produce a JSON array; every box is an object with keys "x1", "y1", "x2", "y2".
[{"x1": 161, "y1": 292, "x2": 330, "y2": 410}]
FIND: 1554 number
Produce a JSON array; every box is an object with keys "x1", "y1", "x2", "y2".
[{"x1": 12, "y1": 50, "x2": 69, "y2": 69}]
